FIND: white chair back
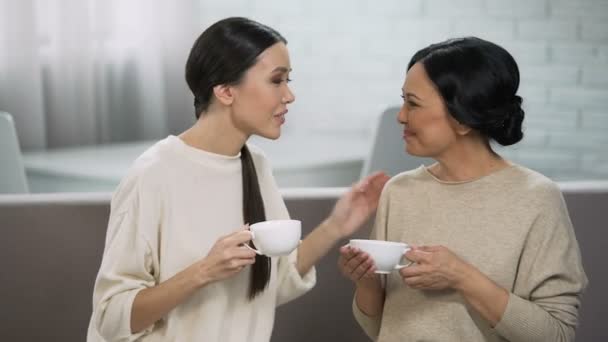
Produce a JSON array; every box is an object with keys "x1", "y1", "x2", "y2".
[{"x1": 0, "y1": 112, "x2": 29, "y2": 193}]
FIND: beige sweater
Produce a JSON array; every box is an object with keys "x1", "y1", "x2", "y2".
[
  {"x1": 353, "y1": 165, "x2": 587, "y2": 342},
  {"x1": 87, "y1": 136, "x2": 315, "y2": 342}
]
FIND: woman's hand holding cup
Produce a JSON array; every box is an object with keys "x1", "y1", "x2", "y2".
[
  {"x1": 338, "y1": 245, "x2": 379, "y2": 287},
  {"x1": 194, "y1": 228, "x2": 257, "y2": 287}
]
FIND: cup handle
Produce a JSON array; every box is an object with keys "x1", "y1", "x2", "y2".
[
  {"x1": 394, "y1": 248, "x2": 412, "y2": 269},
  {"x1": 243, "y1": 231, "x2": 262, "y2": 255}
]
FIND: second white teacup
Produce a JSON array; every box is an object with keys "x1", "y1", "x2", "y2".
[
  {"x1": 246, "y1": 219, "x2": 301, "y2": 257},
  {"x1": 349, "y1": 239, "x2": 412, "y2": 274}
]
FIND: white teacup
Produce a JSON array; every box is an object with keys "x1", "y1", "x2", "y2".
[
  {"x1": 348, "y1": 239, "x2": 412, "y2": 274},
  {"x1": 245, "y1": 220, "x2": 301, "y2": 257}
]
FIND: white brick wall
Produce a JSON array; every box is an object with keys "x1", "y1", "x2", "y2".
[
  {"x1": 503, "y1": 41, "x2": 549, "y2": 64},
  {"x1": 452, "y1": 20, "x2": 516, "y2": 42},
  {"x1": 198, "y1": 0, "x2": 608, "y2": 180},
  {"x1": 485, "y1": 0, "x2": 547, "y2": 19},
  {"x1": 517, "y1": 20, "x2": 578, "y2": 41},
  {"x1": 550, "y1": 87, "x2": 608, "y2": 108},
  {"x1": 550, "y1": 43, "x2": 597, "y2": 63},
  {"x1": 520, "y1": 65, "x2": 580, "y2": 84},
  {"x1": 582, "y1": 20, "x2": 608, "y2": 42},
  {"x1": 524, "y1": 104, "x2": 578, "y2": 130},
  {"x1": 581, "y1": 66, "x2": 608, "y2": 86},
  {"x1": 551, "y1": 0, "x2": 608, "y2": 19},
  {"x1": 423, "y1": 0, "x2": 486, "y2": 17},
  {"x1": 581, "y1": 111, "x2": 608, "y2": 130}
]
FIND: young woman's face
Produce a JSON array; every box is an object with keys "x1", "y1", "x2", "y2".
[
  {"x1": 230, "y1": 42, "x2": 295, "y2": 140},
  {"x1": 398, "y1": 62, "x2": 462, "y2": 157}
]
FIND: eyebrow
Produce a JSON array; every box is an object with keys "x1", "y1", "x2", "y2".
[
  {"x1": 403, "y1": 91, "x2": 422, "y2": 100},
  {"x1": 272, "y1": 67, "x2": 292, "y2": 73}
]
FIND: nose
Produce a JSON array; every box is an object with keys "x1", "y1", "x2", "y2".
[
  {"x1": 283, "y1": 85, "x2": 295, "y2": 104},
  {"x1": 397, "y1": 103, "x2": 407, "y2": 124}
]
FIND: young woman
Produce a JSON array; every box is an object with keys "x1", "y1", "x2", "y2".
[
  {"x1": 87, "y1": 17, "x2": 388, "y2": 341},
  {"x1": 339, "y1": 37, "x2": 587, "y2": 342}
]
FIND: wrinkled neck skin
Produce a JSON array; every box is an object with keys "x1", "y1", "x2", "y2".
[{"x1": 429, "y1": 135, "x2": 510, "y2": 182}]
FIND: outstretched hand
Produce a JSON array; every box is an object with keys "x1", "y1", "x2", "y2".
[{"x1": 325, "y1": 171, "x2": 390, "y2": 239}]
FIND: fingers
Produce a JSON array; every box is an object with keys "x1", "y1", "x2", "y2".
[
  {"x1": 366, "y1": 171, "x2": 387, "y2": 182},
  {"x1": 338, "y1": 246, "x2": 376, "y2": 280},
  {"x1": 223, "y1": 230, "x2": 253, "y2": 247},
  {"x1": 350, "y1": 258, "x2": 375, "y2": 280},
  {"x1": 211, "y1": 231, "x2": 257, "y2": 264},
  {"x1": 226, "y1": 257, "x2": 256, "y2": 269},
  {"x1": 218, "y1": 258, "x2": 256, "y2": 279},
  {"x1": 348, "y1": 172, "x2": 389, "y2": 197},
  {"x1": 357, "y1": 183, "x2": 369, "y2": 193},
  {"x1": 231, "y1": 246, "x2": 258, "y2": 259},
  {"x1": 373, "y1": 177, "x2": 390, "y2": 193},
  {"x1": 352, "y1": 180, "x2": 369, "y2": 193},
  {"x1": 338, "y1": 247, "x2": 353, "y2": 270},
  {"x1": 345, "y1": 250, "x2": 373, "y2": 276},
  {"x1": 344, "y1": 249, "x2": 368, "y2": 269},
  {"x1": 353, "y1": 171, "x2": 386, "y2": 192},
  {"x1": 370, "y1": 171, "x2": 390, "y2": 185},
  {"x1": 363, "y1": 172, "x2": 390, "y2": 191},
  {"x1": 224, "y1": 245, "x2": 256, "y2": 266},
  {"x1": 404, "y1": 248, "x2": 431, "y2": 264},
  {"x1": 417, "y1": 245, "x2": 442, "y2": 252},
  {"x1": 339, "y1": 245, "x2": 358, "y2": 261},
  {"x1": 399, "y1": 263, "x2": 426, "y2": 278},
  {"x1": 402, "y1": 275, "x2": 425, "y2": 288}
]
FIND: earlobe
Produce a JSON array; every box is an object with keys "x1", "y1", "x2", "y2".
[
  {"x1": 212, "y1": 84, "x2": 234, "y2": 106},
  {"x1": 456, "y1": 123, "x2": 472, "y2": 136},
  {"x1": 450, "y1": 117, "x2": 471, "y2": 136}
]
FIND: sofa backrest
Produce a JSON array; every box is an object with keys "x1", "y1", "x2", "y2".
[{"x1": 0, "y1": 184, "x2": 606, "y2": 341}]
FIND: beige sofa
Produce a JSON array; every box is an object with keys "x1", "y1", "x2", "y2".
[{"x1": 0, "y1": 184, "x2": 606, "y2": 341}]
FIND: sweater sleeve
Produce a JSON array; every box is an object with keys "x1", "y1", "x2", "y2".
[
  {"x1": 493, "y1": 184, "x2": 588, "y2": 342},
  {"x1": 271, "y1": 178, "x2": 316, "y2": 306},
  {"x1": 275, "y1": 248, "x2": 317, "y2": 306},
  {"x1": 90, "y1": 178, "x2": 161, "y2": 341},
  {"x1": 352, "y1": 185, "x2": 390, "y2": 340}
]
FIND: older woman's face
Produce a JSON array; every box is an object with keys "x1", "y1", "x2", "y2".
[{"x1": 398, "y1": 62, "x2": 462, "y2": 158}]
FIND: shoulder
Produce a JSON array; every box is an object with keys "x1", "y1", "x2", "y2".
[
  {"x1": 124, "y1": 140, "x2": 171, "y2": 188},
  {"x1": 508, "y1": 165, "x2": 564, "y2": 205},
  {"x1": 383, "y1": 166, "x2": 428, "y2": 192},
  {"x1": 246, "y1": 142, "x2": 272, "y2": 172},
  {"x1": 374, "y1": 166, "x2": 429, "y2": 204},
  {"x1": 111, "y1": 139, "x2": 170, "y2": 211}
]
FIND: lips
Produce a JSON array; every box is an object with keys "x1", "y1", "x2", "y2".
[
  {"x1": 403, "y1": 130, "x2": 415, "y2": 139},
  {"x1": 274, "y1": 110, "x2": 287, "y2": 125}
]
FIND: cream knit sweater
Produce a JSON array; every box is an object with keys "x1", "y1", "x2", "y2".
[
  {"x1": 87, "y1": 135, "x2": 316, "y2": 342},
  {"x1": 354, "y1": 165, "x2": 587, "y2": 342}
]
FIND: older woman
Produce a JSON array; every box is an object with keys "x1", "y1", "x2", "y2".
[{"x1": 338, "y1": 37, "x2": 587, "y2": 342}]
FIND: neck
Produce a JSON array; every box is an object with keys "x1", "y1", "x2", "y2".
[
  {"x1": 179, "y1": 107, "x2": 248, "y2": 156},
  {"x1": 429, "y1": 138, "x2": 510, "y2": 182}
]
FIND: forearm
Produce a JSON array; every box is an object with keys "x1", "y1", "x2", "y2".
[
  {"x1": 355, "y1": 277, "x2": 385, "y2": 317},
  {"x1": 456, "y1": 264, "x2": 509, "y2": 327},
  {"x1": 130, "y1": 266, "x2": 203, "y2": 333},
  {"x1": 352, "y1": 278, "x2": 384, "y2": 339},
  {"x1": 296, "y1": 219, "x2": 342, "y2": 276}
]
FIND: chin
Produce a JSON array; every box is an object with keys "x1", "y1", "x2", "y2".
[
  {"x1": 405, "y1": 144, "x2": 417, "y2": 156},
  {"x1": 257, "y1": 129, "x2": 281, "y2": 140},
  {"x1": 405, "y1": 144, "x2": 426, "y2": 157}
]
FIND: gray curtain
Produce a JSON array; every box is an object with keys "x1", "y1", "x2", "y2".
[{"x1": 0, "y1": 0, "x2": 200, "y2": 151}]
